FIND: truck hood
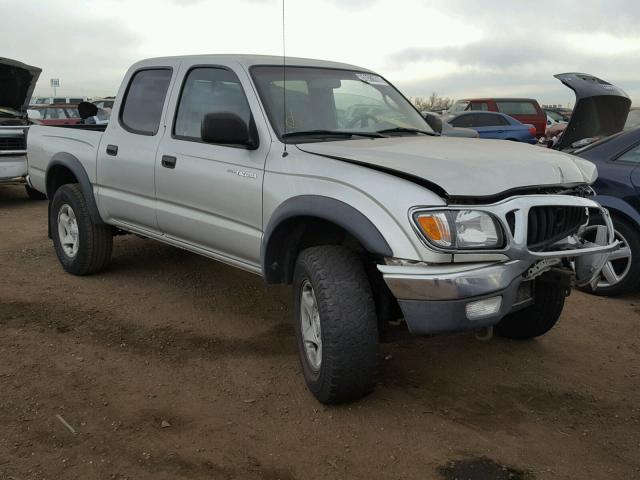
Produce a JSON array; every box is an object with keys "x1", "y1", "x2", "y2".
[
  {"x1": 554, "y1": 73, "x2": 631, "y2": 151},
  {"x1": 0, "y1": 57, "x2": 42, "y2": 112},
  {"x1": 296, "y1": 136, "x2": 597, "y2": 198}
]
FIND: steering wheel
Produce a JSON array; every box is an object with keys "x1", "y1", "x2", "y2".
[{"x1": 345, "y1": 113, "x2": 378, "y2": 129}]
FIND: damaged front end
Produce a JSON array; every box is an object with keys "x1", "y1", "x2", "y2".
[{"x1": 379, "y1": 192, "x2": 619, "y2": 335}]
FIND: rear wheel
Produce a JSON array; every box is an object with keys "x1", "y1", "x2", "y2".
[
  {"x1": 494, "y1": 280, "x2": 566, "y2": 340},
  {"x1": 293, "y1": 245, "x2": 379, "y2": 404},
  {"x1": 579, "y1": 216, "x2": 640, "y2": 296},
  {"x1": 50, "y1": 184, "x2": 113, "y2": 275}
]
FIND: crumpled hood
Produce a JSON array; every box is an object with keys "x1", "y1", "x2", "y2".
[
  {"x1": 0, "y1": 57, "x2": 42, "y2": 111},
  {"x1": 297, "y1": 136, "x2": 597, "y2": 198}
]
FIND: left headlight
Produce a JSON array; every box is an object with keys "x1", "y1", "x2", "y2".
[{"x1": 413, "y1": 209, "x2": 504, "y2": 250}]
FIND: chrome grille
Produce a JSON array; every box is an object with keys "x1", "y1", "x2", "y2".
[
  {"x1": 527, "y1": 206, "x2": 587, "y2": 251},
  {"x1": 0, "y1": 136, "x2": 26, "y2": 152}
]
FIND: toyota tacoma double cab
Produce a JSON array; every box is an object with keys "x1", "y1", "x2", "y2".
[{"x1": 27, "y1": 55, "x2": 618, "y2": 403}]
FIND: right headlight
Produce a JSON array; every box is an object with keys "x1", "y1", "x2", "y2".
[{"x1": 413, "y1": 209, "x2": 504, "y2": 250}]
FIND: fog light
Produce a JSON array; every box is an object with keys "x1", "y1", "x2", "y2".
[{"x1": 465, "y1": 296, "x2": 502, "y2": 320}]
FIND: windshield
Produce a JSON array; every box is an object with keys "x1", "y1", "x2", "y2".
[
  {"x1": 625, "y1": 109, "x2": 640, "y2": 130},
  {"x1": 251, "y1": 66, "x2": 431, "y2": 141}
]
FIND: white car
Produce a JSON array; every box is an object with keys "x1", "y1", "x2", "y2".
[{"x1": 0, "y1": 57, "x2": 46, "y2": 199}]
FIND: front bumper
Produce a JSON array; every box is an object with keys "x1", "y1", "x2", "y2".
[
  {"x1": 380, "y1": 195, "x2": 618, "y2": 335},
  {"x1": 0, "y1": 155, "x2": 27, "y2": 181}
]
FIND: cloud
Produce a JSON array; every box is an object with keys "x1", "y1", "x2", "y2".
[
  {"x1": 384, "y1": 1, "x2": 640, "y2": 103},
  {"x1": 429, "y1": 0, "x2": 640, "y2": 35},
  {"x1": 2, "y1": 0, "x2": 142, "y2": 96}
]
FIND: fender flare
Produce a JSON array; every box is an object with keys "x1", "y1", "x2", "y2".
[
  {"x1": 261, "y1": 195, "x2": 393, "y2": 280},
  {"x1": 594, "y1": 194, "x2": 640, "y2": 227},
  {"x1": 46, "y1": 152, "x2": 104, "y2": 224}
]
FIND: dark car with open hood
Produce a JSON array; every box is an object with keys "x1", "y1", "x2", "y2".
[
  {"x1": 547, "y1": 72, "x2": 631, "y2": 152},
  {"x1": 0, "y1": 57, "x2": 46, "y2": 199}
]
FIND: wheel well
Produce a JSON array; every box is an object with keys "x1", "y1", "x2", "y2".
[
  {"x1": 264, "y1": 216, "x2": 364, "y2": 285},
  {"x1": 593, "y1": 207, "x2": 638, "y2": 230},
  {"x1": 609, "y1": 209, "x2": 638, "y2": 229},
  {"x1": 263, "y1": 216, "x2": 402, "y2": 330},
  {"x1": 46, "y1": 165, "x2": 78, "y2": 199}
]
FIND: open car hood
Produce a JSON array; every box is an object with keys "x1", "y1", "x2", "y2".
[
  {"x1": 0, "y1": 57, "x2": 42, "y2": 111},
  {"x1": 554, "y1": 73, "x2": 631, "y2": 151},
  {"x1": 297, "y1": 136, "x2": 597, "y2": 199}
]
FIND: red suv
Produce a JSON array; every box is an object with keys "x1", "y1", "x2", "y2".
[{"x1": 447, "y1": 98, "x2": 547, "y2": 138}]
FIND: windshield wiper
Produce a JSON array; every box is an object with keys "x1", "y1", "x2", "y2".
[
  {"x1": 282, "y1": 129, "x2": 386, "y2": 139},
  {"x1": 376, "y1": 127, "x2": 436, "y2": 136}
]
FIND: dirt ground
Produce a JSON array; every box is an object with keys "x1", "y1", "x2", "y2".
[{"x1": 1, "y1": 183, "x2": 639, "y2": 480}]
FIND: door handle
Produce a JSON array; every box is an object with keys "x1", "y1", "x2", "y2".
[
  {"x1": 106, "y1": 144, "x2": 118, "y2": 156},
  {"x1": 161, "y1": 155, "x2": 177, "y2": 169}
]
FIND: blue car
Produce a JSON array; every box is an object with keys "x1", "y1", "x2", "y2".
[
  {"x1": 576, "y1": 128, "x2": 640, "y2": 296},
  {"x1": 447, "y1": 111, "x2": 537, "y2": 144}
]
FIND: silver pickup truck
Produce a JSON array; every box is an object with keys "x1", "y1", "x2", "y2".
[{"x1": 27, "y1": 55, "x2": 618, "y2": 403}]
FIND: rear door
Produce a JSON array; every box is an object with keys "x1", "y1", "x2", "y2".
[
  {"x1": 155, "y1": 62, "x2": 271, "y2": 270},
  {"x1": 96, "y1": 63, "x2": 178, "y2": 232},
  {"x1": 495, "y1": 100, "x2": 545, "y2": 137}
]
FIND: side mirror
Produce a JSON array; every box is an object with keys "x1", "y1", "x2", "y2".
[
  {"x1": 201, "y1": 112, "x2": 257, "y2": 149},
  {"x1": 423, "y1": 113, "x2": 443, "y2": 134}
]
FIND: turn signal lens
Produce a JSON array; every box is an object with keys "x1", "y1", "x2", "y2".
[{"x1": 415, "y1": 212, "x2": 452, "y2": 247}]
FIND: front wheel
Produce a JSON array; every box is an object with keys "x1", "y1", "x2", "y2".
[
  {"x1": 579, "y1": 216, "x2": 640, "y2": 296},
  {"x1": 494, "y1": 280, "x2": 566, "y2": 340},
  {"x1": 50, "y1": 183, "x2": 113, "y2": 275},
  {"x1": 293, "y1": 245, "x2": 379, "y2": 404}
]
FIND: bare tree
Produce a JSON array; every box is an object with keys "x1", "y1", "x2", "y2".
[{"x1": 411, "y1": 92, "x2": 453, "y2": 112}]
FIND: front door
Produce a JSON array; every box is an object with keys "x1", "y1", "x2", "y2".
[{"x1": 155, "y1": 65, "x2": 269, "y2": 269}]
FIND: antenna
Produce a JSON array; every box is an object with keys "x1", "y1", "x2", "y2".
[{"x1": 282, "y1": 0, "x2": 288, "y2": 157}]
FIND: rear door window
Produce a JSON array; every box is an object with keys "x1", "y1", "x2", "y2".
[
  {"x1": 473, "y1": 114, "x2": 508, "y2": 127},
  {"x1": 450, "y1": 114, "x2": 475, "y2": 128},
  {"x1": 120, "y1": 68, "x2": 172, "y2": 136},
  {"x1": 496, "y1": 101, "x2": 537, "y2": 115}
]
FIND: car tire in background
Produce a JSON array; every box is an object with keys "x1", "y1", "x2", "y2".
[
  {"x1": 579, "y1": 215, "x2": 640, "y2": 297},
  {"x1": 494, "y1": 280, "x2": 566, "y2": 340},
  {"x1": 50, "y1": 183, "x2": 113, "y2": 275},
  {"x1": 292, "y1": 245, "x2": 379, "y2": 404},
  {"x1": 25, "y1": 184, "x2": 47, "y2": 200}
]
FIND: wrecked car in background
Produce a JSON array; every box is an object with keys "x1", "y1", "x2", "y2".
[
  {"x1": 0, "y1": 57, "x2": 46, "y2": 199},
  {"x1": 544, "y1": 73, "x2": 631, "y2": 152}
]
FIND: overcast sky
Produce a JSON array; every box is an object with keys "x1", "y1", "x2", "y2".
[{"x1": 3, "y1": 0, "x2": 639, "y2": 105}]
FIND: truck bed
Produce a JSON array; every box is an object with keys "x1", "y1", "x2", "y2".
[{"x1": 27, "y1": 124, "x2": 104, "y2": 194}]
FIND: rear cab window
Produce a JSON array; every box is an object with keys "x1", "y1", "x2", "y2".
[{"x1": 119, "y1": 68, "x2": 172, "y2": 136}]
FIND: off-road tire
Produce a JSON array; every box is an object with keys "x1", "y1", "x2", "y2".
[
  {"x1": 579, "y1": 216, "x2": 640, "y2": 297},
  {"x1": 25, "y1": 184, "x2": 47, "y2": 200},
  {"x1": 50, "y1": 183, "x2": 113, "y2": 275},
  {"x1": 293, "y1": 245, "x2": 379, "y2": 404},
  {"x1": 494, "y1": 281, "x2": 566, "y2": 340}
]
